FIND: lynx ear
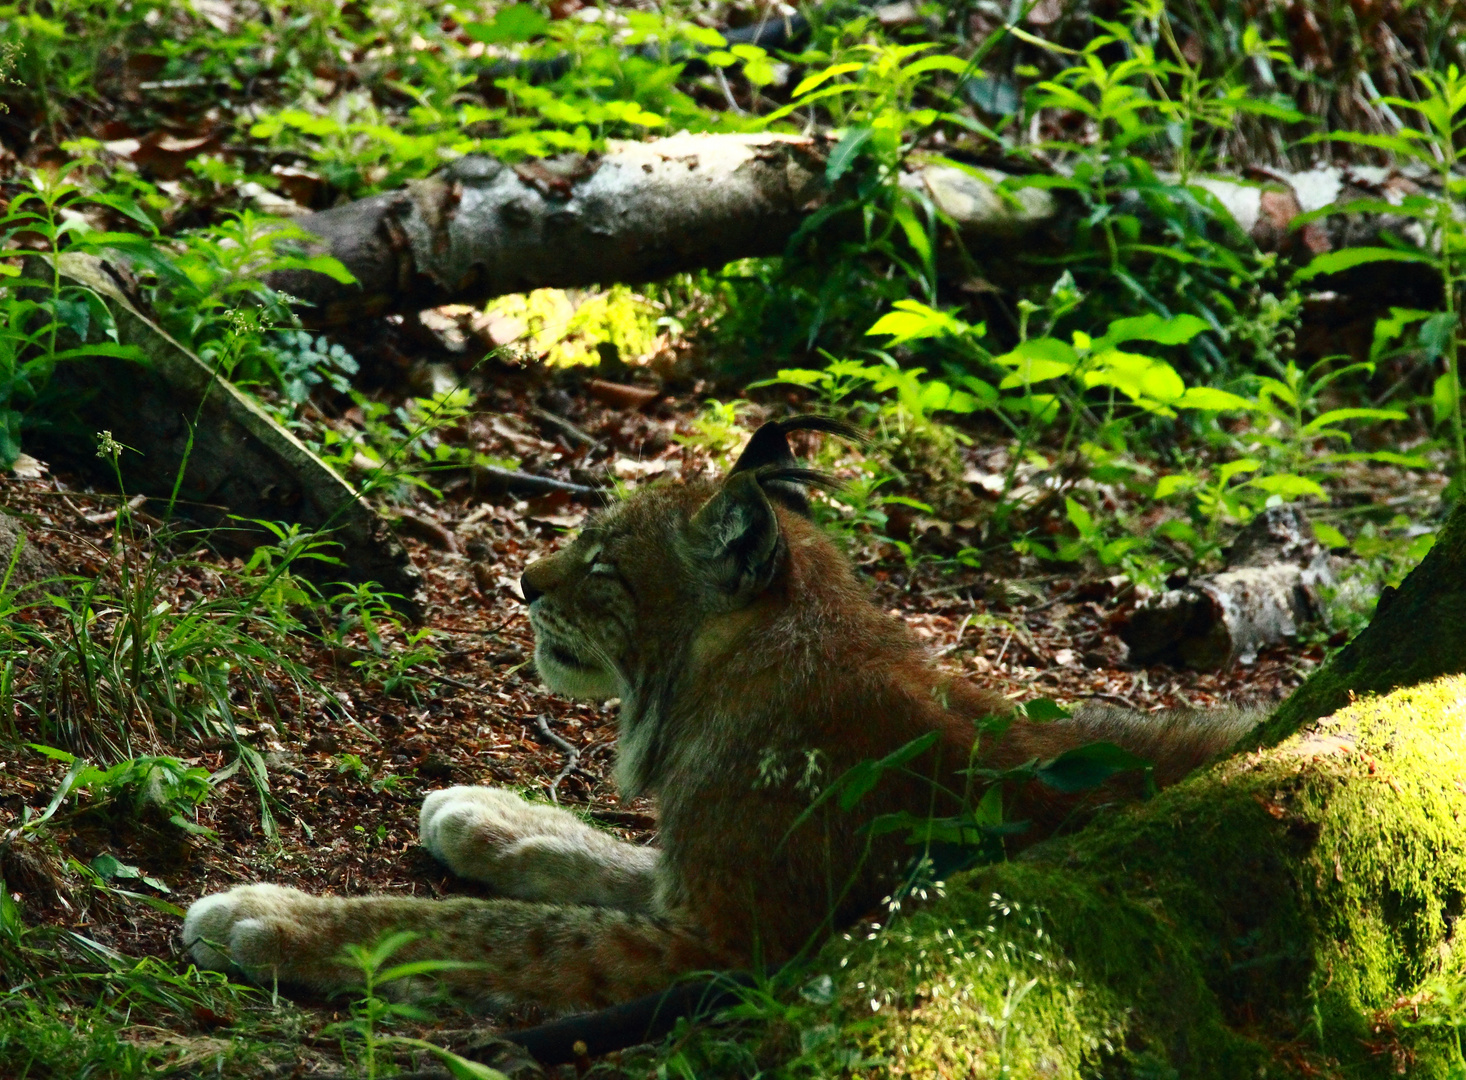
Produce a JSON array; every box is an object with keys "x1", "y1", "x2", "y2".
[
  {"x1": 729, "y1": 416, "x2": 864, "y2": 515},
  {"x1": 688, "y1": 471, "x2": 783, "y2": 603}
]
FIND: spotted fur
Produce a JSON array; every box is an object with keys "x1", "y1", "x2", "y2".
[{"x1": 183, "y1": 420, "x2": 1260, "y2": 1011}]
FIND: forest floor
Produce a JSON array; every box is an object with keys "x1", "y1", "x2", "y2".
[{"x1": 0, "y1": 348, "x2": 1400, "y2": 1075}]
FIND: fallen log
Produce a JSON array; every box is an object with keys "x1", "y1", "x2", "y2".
[
  {"x1": 259, "y1": 131, "x2": 1447, "y2": 328},
  {"x1": 1118, "y1": 505, "x2": 1331, "y2": 670},
  {"x1": 32, "y1": 252, "x2": 425, "y2": 613},
  {"x1": 261, "y1": 134, "x2": 1059, "y2": 326}
]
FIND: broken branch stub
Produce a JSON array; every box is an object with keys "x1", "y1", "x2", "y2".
[
  {"x1": 34, "y1": 252, "x2": 424, "y2": 614},
  {"x1": 1119, "y1": 505, "x2": 1330, "y2": 670}
]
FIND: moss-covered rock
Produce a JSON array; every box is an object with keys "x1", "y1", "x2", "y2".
[{"x1": 774, "y1": 676, "x2": 1466, "y2": 1078}]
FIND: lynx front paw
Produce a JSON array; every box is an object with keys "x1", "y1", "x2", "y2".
[
  {"x1": 419, "y1": 786, "x2": 546, "y2": 871},
  {"x1": 182, "y1": 883, "x2": 310, "y2": 974}
]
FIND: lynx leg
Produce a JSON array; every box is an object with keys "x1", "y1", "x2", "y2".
[
  {"x1": 419, "y1": 786, "x2": 659, "y2": 912},
  {"x1": 182, "y1": 884, "x2": 723, "y2": 1009}
]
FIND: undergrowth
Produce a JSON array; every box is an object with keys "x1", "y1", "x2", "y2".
[{"x1": 0, "y1": 0, "x2": 1463, "y2": 1075}]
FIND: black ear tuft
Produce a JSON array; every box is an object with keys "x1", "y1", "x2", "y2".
[{"x1": 729, "y1": 416, "x2": 864, "y2": 515}]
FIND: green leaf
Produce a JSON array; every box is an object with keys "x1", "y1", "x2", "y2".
[
  {"x1": 385, "y1": 1038, "x2": 511, "y2": 1080},
  {"x1": 1370, "y1": 307, "x2": 1431, "y2": 362},
  {"x1": 1064, "y1": 497, "x2": 1094, "y2": 536},
  {"x1": 1434, "y1": 373, "x2": 1458, "y2": 428},
  {"x1": 1218, "y1": 458, "x2": 1261, "y2": 484},
  {"x1": 1300, "y1": 407, "x2": 1406, "y2": 436},
  {"x1": 1292, "y1": 247, "x2": 1435, "y2": 285},
  {"x1": 1321, "y1": 450, "x2": 1429, "y2": 469},
  {"x1": 995, "y1": 337, "x2": 1077, "y2": 387},
  {"x1": 972, "y1": 782, "x2": 1003, "y2": 828},
  {"x1": 865, "y1": 300, "x2": 967, "y2": 346},
  {"x1": 1021, "y1": 698, "x2": 1072, "y2": 723},
  {"x1": 1230, "y1": 97, "x2": 1309, "y2": 122},
  {"x1": 1313, "y1": 523, "x2": 1349, "y2": 550},
  {"x1": 826, "y1": 124, "x2": 867, "y2": 182},
  {"x1": 1094, "y1": 313, "x2": 1209, "y2": 349},
  {"x1": 901, "y1": 55, "x2": 972, "y2": 78},
  {"x1": 377, "y1": 959, "x2": 485, "y2": 984},
  {"x1": 109, "y1": 889, "x2": 185, "y2": 917},
  {"x1": 1245, "y1": 474, "x2": 1327, "y2": 499},
  {"x1": 1083, "y1": 350, "x2": 1186, "y2": 404},
  {"x1": 791, "y1": 62, "x2": 866, "y2": 99},
  {"x1": 1176, "y1": 387, "x2": 1256, "y2": 412},
  {"x1": 838, "y1": 732, "x2": 939, "y2": 811},
  {"x1": 1035, "y1": 741, "x2": 1151, "y2": 793},
  {"x1": 464, "y1": 4, "x2": 550, "y2": 43},
  {"x1": 1001, "y1": 392, "x2": 1060, "y2": 423},
  {"x1": 1408, "y1": 532, "x2": 1438, "y2": 562}
]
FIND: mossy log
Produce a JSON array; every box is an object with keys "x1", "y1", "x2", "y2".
[
  {"x1": 813, "y1": 677, "x2": 1466, "y2": 1078},
  {"x1": 688, "y1": 502, "x2": 1466, "y2": 1079}
]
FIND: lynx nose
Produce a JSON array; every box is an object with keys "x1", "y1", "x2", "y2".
[{"x1": 520, "y1": 574, "x2": 543, "y2": 605}]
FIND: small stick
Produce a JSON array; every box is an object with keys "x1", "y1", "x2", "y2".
[
  {"x1": 84, "y1": 493, "x2": 149, "y2": 526},
  {"x1": 531, "y1": 407, "x2": 600, "y2": 448},
  {"x1": 533, "y1": 714, "x2": 583, "y2": 804},
  {"x1": 473, "y1": 465, "x2": 600, "y2": 498}
]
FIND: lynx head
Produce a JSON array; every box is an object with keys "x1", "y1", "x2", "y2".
[{"x1": 518, "y1": 416, "x2": 859, "y2": 709}]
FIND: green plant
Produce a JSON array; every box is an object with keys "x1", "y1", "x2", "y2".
[
  {"x1": 1149, "y1": 357, "x2": 1423, "y2": 555},
  {"x1": 25, "y1": 745, "x2": 218, "y2": 836},
  {"x1": 1297, "y1": 63, "x2": 1466, "y2": 493},
  {"x1": 311, "y1": 386, "x2": 502, "y2": 503},
  {"x1": 324, "y1": 930, "x2": 498, "y2": 1080},
  {"x1": 0, "y1": 445, "x2": 342, "y2": 838},
  {"x1": 673, "y1": 398, "x2": 754, "y2": 468},
  {"x1": 0, "y1": 165, "x2": 146, "y2": 466},
  {"x1": 1312, "y1": 515, "x2": 1439, "y2": 640},
  {"x1": 1010, "y1": 1, "x2": 1302, "y2": 365},
  {"x1": 325, "y1": 580, "x2": 440, "y2": 699},
  {"x1": 106, "y1": 210, "x2": 355, "y2": 384}
]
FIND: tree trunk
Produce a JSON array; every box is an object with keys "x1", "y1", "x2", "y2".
[
  {"x1": 679, "y1": 501, "x2": 1466, "y2": 1079},
  {"x1": 261, "y1": 132, "x2": 1443, "y2": 328}
]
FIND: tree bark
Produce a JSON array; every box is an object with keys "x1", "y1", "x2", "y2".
[
  {"x1": 1119, "y1": 506, "x2": 1332, "y2": 670},
  {"x1": 654, "y1": 500, "x2": 1466, "y2": 1078},
  {"x1": 260, "y1": 132, "x2": 1442, "y2": 327}
]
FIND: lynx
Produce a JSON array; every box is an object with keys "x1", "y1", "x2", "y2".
[{"x1": 183, "y1": 417, "x2": 1257, "y2": 1011}]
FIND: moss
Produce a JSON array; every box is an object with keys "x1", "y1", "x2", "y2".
[{"x1": 774, "y1": 676, "x2": 1466, "y2": 1079}]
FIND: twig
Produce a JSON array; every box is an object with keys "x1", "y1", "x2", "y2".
[
  {"x1": 1024, "y1": 585, "x2": 1085, "y2": 616},
  {"x1": 935, "y1": 612, "x2": 975, "y2": 656},
  {"x1": 83, "y1": 493, "x2": 148, "y2": 526},
  {"x1": 925, "y1": 579, "x2": 983, "y2": 597},
  {"x1": 533, "y1": 714, "x2": 584, "y2": 804},
  {"x1": 390, "y1": 510, "x2": 460, "y2": 553},
  {"x1": 993, "y1": 631, "x2": 1015, "y2": 669},
  {"x1": 472, "y1": 465, "x2": 601, "y2": 499},
  {"x1": 531, "y1": 407, "x2": 600, "y2": 448},
  {"x1": 423, "y1": 670, "x2": 492, "y2": 694}
]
